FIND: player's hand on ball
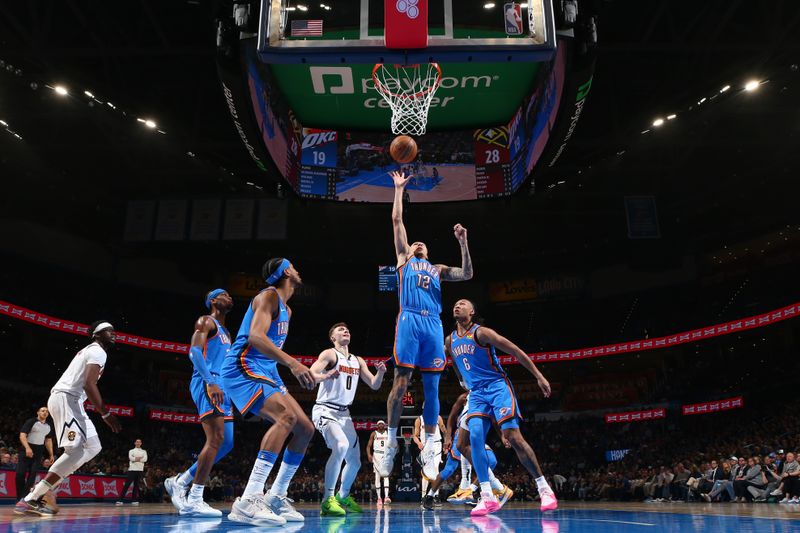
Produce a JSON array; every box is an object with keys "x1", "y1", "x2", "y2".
[
  {"x1": 453, "y1": 224, "x2": 467, "y2": 242},
  {"x1": 207, "y1": 383, "x2": 224, "y2": 406},
  {"x1": 390, "y1": 171, "x2": 412, "y2": 189},
  {"x1": 537, "y1": 376, "x2": 552, "y2": 398},
  {"x1": 292, "y1": 362, "x2": 316, "y2": 390},
  {"x1": 104, "y1": 413, "x2": 122, "y2": 433}
]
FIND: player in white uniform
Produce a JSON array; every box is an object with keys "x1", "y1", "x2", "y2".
[
  {"x1": 413, "y1": 412, "x2": 447, "y2": 500},
  {"x1": 310, "y1": 322, "x2": 387, "y2": 516},
  {"x1": 367, "y1": 421, "x2": 391, "y2": 506},
  {"x1": 14, "y1": 321, "x2": 122, "y2": 516}
]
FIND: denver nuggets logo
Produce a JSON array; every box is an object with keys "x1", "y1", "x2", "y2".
[
  {"x1": 67, "y1": 431, "x2": 76, "y2": 441},
  {"x1": 499, "y1": 407, "x2": 511, "y2": 417},
  {"x1": 474, "y1": 127, "x2": 510, "y2": 148}
]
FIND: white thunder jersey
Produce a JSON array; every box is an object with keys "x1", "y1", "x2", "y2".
[
  {"x1": 51, "y1": 342, "x2": 107, "y2": 402},
  {"x1": 418, "y1": 415, "x2": 442, "y2": 444},
  {"x1": 315, "y1": 349, "x2": 360, "y2": 407}
]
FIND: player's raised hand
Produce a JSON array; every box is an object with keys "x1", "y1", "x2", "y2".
[
  {"x1": 390, "y1": 170, "x2": 412, "y2": 189},
  {"x1": 453, "y1": 223, "x2": 468, "y2": 243},
  {"x1": 292, "y1": 362, "x2": 316, "y2": 390},
  {"x1": 207, "y1": 383, "x2": 224, "y2": 406},
  {"x1": 537, "y1": 376, "x2": 552, "y2": 398}
]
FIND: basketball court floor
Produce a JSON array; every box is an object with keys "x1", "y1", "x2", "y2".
[{"x1": 3, "y1": 502, "x2": 799, "y2": 533}]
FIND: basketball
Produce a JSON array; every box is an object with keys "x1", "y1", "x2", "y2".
[{"x1": 390, "y1": 135, "x2": 418, "y2": 164}]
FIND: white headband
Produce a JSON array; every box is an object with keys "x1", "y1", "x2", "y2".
[{"x1": 92, "y1": 322, "x2": 114, "y2": 336}]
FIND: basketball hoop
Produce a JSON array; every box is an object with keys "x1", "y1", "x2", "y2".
[{"x1": 372, "y1": 63, "x2": 442, "y2": 136}]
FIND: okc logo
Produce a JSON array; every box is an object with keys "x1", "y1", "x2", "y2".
[
  {"x1": 432, "y1": 358, "x2": 444, "y2": 368},
  {"x1": 396, "y1": 0, "x2": 420, "y2": 19},
  {"x1": 499, "y1": 407, "x2": 511, "y2": 416}
]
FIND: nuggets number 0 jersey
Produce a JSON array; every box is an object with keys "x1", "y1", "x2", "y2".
[
  {"x1": 450, "y1": 324, "x2": 507, "y2": 390},
  {"x1": 398, "y1": 256, "x2": 442, "y2": 315},
  {"x1": 194, "y1": 317, "x2": 231, "y2": 378},
  {"x1": 315, "y1": 350, "x2": 360, "y2": 407},
  {"x1": 229, "y1": 287, "x2": 290, "y2": 378}
]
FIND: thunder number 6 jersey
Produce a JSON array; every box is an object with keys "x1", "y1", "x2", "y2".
[{"x1": 450, "y1": 324, "x2": 507, "y2": 390}]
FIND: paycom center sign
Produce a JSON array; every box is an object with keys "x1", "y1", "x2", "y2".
[{"x1": 269, "y1": 63, "x2": 539, "y2": 131}]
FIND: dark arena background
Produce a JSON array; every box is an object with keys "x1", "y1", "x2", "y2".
[{"x1": 1, "y1": 1, "x2": 800, "y2": 532}]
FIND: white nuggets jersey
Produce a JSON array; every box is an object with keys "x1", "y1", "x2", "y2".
[
  {"x1": 52, "y1": 342, "x2": 107, "y2": 402},
  {"x1": 418, "y1": 415, "x2": 442, "y2": 443},
  {"x1": 316, "y1": 350, "x2": 360, "y2": 407},
  {"x1": 373, "y1": 430, "x2": 389, "y2": 455}
]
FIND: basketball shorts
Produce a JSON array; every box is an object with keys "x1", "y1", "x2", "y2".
[
  {"x1": 311, "y1": 404, "x2": 358, "y2": 450},
  {"x1": 190, "y1": 375, "x2": 233, "y2": 422},
  {"x1": 393, "y1": 311, "x2": 446, "y2": 371},
  {"x1": 373, "y1": 450, "x2": 387, "y2": 475},
  {"x1": 221, "y1": 358, "x2": 287, "y2": 417},
  {"x1": 466, "y1": 378, "x2": 521, "y2": 429},
  {"x1": 48, "y1": 392, "x2": 98, "y2": 449}
]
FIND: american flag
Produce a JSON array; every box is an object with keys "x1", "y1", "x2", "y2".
[{"x1": 291, "y1": 19, "x2": 323, "y2": 37}]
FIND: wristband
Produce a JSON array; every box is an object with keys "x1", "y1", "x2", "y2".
[{"x1": 102, "y1": 412, "x2": 112, "y2": 419}]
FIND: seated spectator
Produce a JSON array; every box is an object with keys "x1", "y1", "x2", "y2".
[
  {"x1": 698, "y1": 459, "x2": 726, "y2": 498},
  {"x1": 733, "y1": 457, "x2": 764, "y2": 502},
  {"x1": 0, "y1": 452, "x2": 13, "y2": 470},
  {"x1": 777, "y1": 452, "x2": 800, "y2": 504},
  {"x1": 751, "y1": 454, "x2": 781, "y2": 502},
  {"x1": 670, "y1": 462, "x2": 691, "y2": 501}
]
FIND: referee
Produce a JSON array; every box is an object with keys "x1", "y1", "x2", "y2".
[{"x1": 16, "y1": 407, "x2": 55, "y2": 499}]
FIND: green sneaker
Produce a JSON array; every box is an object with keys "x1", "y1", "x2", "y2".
[
  {"x1": 336, "y1": 494, "x2": 363, "y2": 513},
  {"x1": 321, "y1": 495, "x2": 346, "y2": 516}
]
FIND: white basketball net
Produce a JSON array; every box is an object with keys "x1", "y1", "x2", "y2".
[{"x1": 372, "y1": 63, "x2": 442, "y2": 136}]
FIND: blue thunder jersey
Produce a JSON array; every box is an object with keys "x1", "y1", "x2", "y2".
[
  {"x1": 228, "y1": 287, "x2": 290, "y2": 380},
  {"x1": 449, "y1": 324, "x2": 507, "y2": 390},
  {"x1": 397, "y1": 256, "x2": 442, "y2": 314},
  {"x1": 193, "y1": 317, "x2": 231, "y2": 378}
]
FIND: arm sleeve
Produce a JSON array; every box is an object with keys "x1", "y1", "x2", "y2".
[
  {"x1": 20, "y1": 418, "x2": 34, "y2": 434},
  {"x1": 85, "y1": 345, "x2": 107, "y2": 367},
  {"x1": 189, "y1": 346, "x2": 218, "y2": 386}
]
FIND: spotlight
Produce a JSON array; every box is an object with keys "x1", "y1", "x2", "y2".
[
  {"x1": 744, "y1": 80, "x2": 760, "y2": 91},
  {"x1": 484, "y1": 2, "x2": 496, "y2": 8},
  {"x1": 720, "y1": 85, "x2": 730, "y2": 93},
  {"x1": 667, "y1": 114, "x2": 676, "y2": 120},
  {"x1": 54, "y1": 86, "x2": 68, "y2": 96},
  {"x1": 145, "y1": 120, "x2": 157, "y2": 128},
  {"x1": 652, "y1": 118, "x2": 664, "y2": 127},
  {"x1": 297, "y1": 4, "x2": 308, "y2": 11},
  {"x1": 84, "y1": 90, "x2": 94, "y2": 98}
]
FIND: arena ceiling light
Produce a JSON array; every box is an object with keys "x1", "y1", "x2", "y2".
[
  {"x1": 297, "y1": 4, "x2": 308, "y2": 11},
  {"x1": 667, "y1": 114, "x2": 676, "y2": 120},
  {"x1": 652, "y1": 118, "x2": 664, "y2": 127},
  {"x1": 84, "y1": 90, "x2": 94, "y2": 98},
  {"x1": 744, "y1": 80, "x2": 760, "y2": 91},
  {"x1": 720, "y1": 85, "x2": 730, "y2": 93},
  {"x1": 484, "y1": 3, "x2": 496, "y2": 9},
  {"x1": 53, "y1": 85, "x2": 68, "y2": 96},
  {"x1": 144, "y1": 119, "x2": 157, "y2": 129}
]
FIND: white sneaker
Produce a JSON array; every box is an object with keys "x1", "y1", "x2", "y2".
[
  {"x1": 420, "y1": 440, "x2": 440, "y2": 480},
  {"x1": 131, "y1": 501, "x2": 140, "y2": 506},
  {"x1": 115, "y1": 501, "x2": 124, "y2": 506},
  {"x1": 229, "y1": 495, "x2": 286, "y2": 526},
  {"x1": 180, "y1": 499, "x2": 223, "y2": 517},
  {"x1": 770, "y1": 489, "x2": 783, "y2": 496},
  {"x1": 377, "y1": 443, "x2": 398, "y2": 477},
  {"x1": 165, "y1": 476, "x2": 188, "y2": 512},
  {"x1": 779, "y1": 497, "x2": 790, "y2": 503},
  {"x1": 791, "y1": 497, "x2": 800, "y2": 504},
  {"x1": 264, "y1": 493, "x2": 305, "y2": 522}
]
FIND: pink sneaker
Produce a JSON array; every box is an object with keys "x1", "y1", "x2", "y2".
[
  {"x1": 471, "y1": 495, "x2": 501, "y2": 517},
  {"x1": 540, "y1": 489, "x2": 558, "y2": 512}
]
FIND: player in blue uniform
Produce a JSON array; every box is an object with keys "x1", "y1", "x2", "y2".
[
  {"x1": 164, "y1": 289, "x2": 235, "y2": 517},
  {"x1": 377, "y1": 170, "x2": 474, "y2": 481},
  {"x1": 220, "y1": 258, "x2": 336, "y2": 526},
  {"x1": 448, "y1": 299, "x2": 557, "y2": 516}
]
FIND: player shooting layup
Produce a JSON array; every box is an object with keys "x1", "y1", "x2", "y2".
[{"x1": 376, "y1": 170, "x2": 473, "y2": 481}]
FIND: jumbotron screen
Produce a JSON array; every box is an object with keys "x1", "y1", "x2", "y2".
[{"x1": 236, "y1": 40, "x2": 576, "y2": 203}]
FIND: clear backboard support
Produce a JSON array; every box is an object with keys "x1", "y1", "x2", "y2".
[{"x1": 256, "y1": 0, "x2": 557, "y2": 64}]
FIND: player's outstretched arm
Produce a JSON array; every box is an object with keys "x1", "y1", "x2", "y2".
[
  {"x1": 189, "y1": 316, "x2": 223, "y2": 406},
  {"x1": 249, "y1": 290, "x2": 315, "y2": 389},
  {"x1": 358, "y1": 357, "x2": 387, "y2": 390},
  {"x1": 391, "y1": 171, "x2": 412, "y2": 264},
  {"x1": 476, "y1": 327, "x2": 551, "y2": 398},
  {"x1": 437, "y1": 224, "x2": 473, "y2": 282}
]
